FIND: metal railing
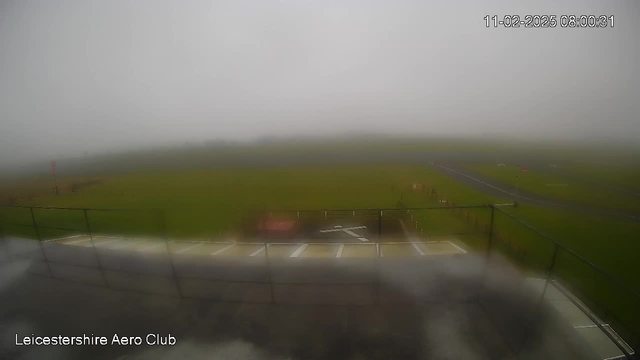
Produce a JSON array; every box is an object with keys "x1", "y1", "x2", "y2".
[
  {"x1": 0, "y1": 203, "x2": 637, "y2": 358},
  {"x1": 492, "y1": 206, "x2": 638, "y2": 359}
]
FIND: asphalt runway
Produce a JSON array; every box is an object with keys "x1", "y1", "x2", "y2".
[{"x1": 427, "y1": 161, "x2": 640, "y2": 221}]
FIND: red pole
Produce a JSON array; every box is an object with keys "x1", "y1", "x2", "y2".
[{"x1": 50, "y1": 160, "x2": 59, "y2": 195}]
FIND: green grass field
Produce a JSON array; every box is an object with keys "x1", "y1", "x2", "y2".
[
  {"x1": 1, "y1": 166, "x2": 478, "y2": 238},
  {"x1": 464, "y1": 164, "x2": 640, "y2": 213},
  {"x1": 3, "y1": 164, "x2": 638, "y2": 292},
  {"x1": 1, "y1": 139, "x2": 639, "y2": 345},
  {"x1": 563, "y1": 164, "x2": 640, "y2": 191},
  {"x1": 419, "y1": 162, "x2": 640, "y2": 344}
]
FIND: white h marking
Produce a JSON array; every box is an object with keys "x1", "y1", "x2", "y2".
[{"x1": 320, "y1": 225, "x2": 368, "y2": 242}]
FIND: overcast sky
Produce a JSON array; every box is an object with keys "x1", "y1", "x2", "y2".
[{"x1": 1, "y1": 0, "x2": 639, "y2": 166}]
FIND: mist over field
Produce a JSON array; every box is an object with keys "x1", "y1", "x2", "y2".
[
  {"x1": 2, "y1": 2, "x2": 640, "y2": 358},
  {"x1": 1, "y1": 0, "x2": 640, "y2": 169}
]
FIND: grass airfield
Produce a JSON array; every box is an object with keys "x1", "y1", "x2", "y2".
[
  {"x1": 464, "y1": 163, "x2": 640, "y2": 213},
  {"x1": 1, "y1": 137, "x2": 639, "y2": 348}
]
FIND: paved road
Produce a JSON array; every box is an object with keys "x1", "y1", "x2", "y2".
[{"x1": 427, "y1": 162, "x2": 640, "y2": 221}]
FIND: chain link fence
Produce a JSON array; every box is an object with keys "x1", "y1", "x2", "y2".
[{"x1": 0, "y1": 203, "x2": 637, "y2": 357}]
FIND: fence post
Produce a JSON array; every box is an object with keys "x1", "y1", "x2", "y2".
[
  {"x1": 29, "y1": 207, "x2": 53, "y2": 277},
  {"x1": 264, "y1": 238, "x2": 275, "y2": 304},
  {"x1": 0, "y1": 214, "x2": 8, "y2": 261},
  {"x1": 158, "y1": 210, "x2": 183, "y2": 298},
  {"x1": 541, "y1": 244, "x2": 559, "y2": 301},
  {"x1": 83, "y1": 209, "x2": 108, "y2": 286},
  {"x1": 488, "y1": 206, "x2": 495, "y2": 256},
  {"x1": 375, "y1": 242, "x2": 381, "y2": 304},
  {"x1": 475, "y1": 206, "x2": 497, "y2": 301}
]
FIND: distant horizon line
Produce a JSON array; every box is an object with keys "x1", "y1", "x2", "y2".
[{"x1": 1, "y1": 134, "x2": 639, "y2": 175}]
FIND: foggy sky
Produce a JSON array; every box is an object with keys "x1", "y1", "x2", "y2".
[{"x1": 1, "y1": 0, "x2": 639, "y2": 166}]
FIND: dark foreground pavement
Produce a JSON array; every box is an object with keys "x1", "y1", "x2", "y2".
[{"x1": 0, "y1": 240, "x2": 597, "y2": 360}]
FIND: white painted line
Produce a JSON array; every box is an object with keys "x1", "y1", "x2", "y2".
[
  {"x1": 342, "y1": 228, "x2": 365, "y2": 239},
  {"x1": 428, "y1": 161, "x2": 523, "y2": 199},
  {"x1": 175, "y1": 242, "x2": 204, "y2": 254},
  {"x1": 574, "y1": 324, "x2": 610, "y2": 329},
  {"x1": 411, "y1": 242, "x2": 425, "y2": 256},
  {"x1": 250, "y1": 244, "x2": 270, "y2": 257},
  {"x1": 379, "y1": 244, "x2": 383, "y2": 258},
  {"x1": 290, "y1": 244, "x2": 308, "y2": 258},
  {"x1": 320, "y1": 225, "x2": 366, "y2": 233},
  {"x1": 94, "y1": 239, "x2": 121, "y2": 247},
  {"x1": 44, "y1": 234, "x2": 85, "y2": 242},
  {"x1": 445, "y1": 240, "x2": 468, "y2": 254},
  {"x1": 357, "y1": 237, "x2": 369, "y2": 242},
  {"x1": 603, "y1": 355, "x2": 627, "y2": 360},
  {"x1": 63, "y1": 238, "x2": 92, "y2": 245},
  {"x1": 341, "y1": 229, "x2": 359, "y2": 237},
  {"x1": 211, "y1": 243, "x2": 236, "y2": 256},
  {"x1": 573, "y1": 324, "x2": 596, "y2": 329},
  {"x1": 428, "y1": 162, "x2": 640, "y2": 220},
  {"x1": 336, "y1": 244, "x2": 344, "y2": 258},
  {"x1": 172, "y1": 240, "x2": 239, "y2": 245}
]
